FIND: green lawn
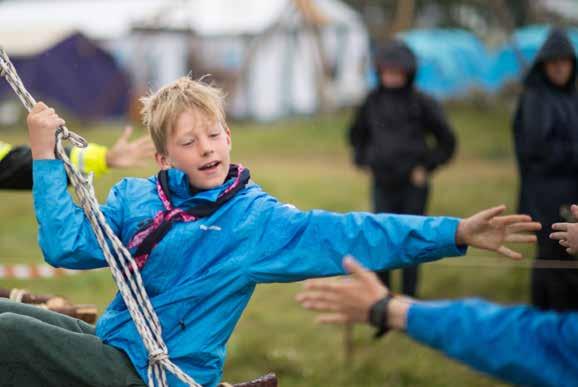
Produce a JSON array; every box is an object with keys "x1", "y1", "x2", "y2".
[{"x1": 0, "y1": 104, "x2": 530, "y2": 386}]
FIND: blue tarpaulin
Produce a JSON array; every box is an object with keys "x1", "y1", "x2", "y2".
[
  {"x1": 485, "y1": 25, "x2": 578, "y2": 91},
  {"x1": 0, "y1": 32, "x2": 130, "y2": 120},
  {"x1": 399, "y1": 29, "x2": 491, "y2": 99},
  {"x1": 369, "y1": 25, "x2": 578, "y2": 99}
]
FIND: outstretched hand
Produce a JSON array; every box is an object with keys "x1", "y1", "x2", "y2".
[
  {"x1": 296, "y1": 257, "x2": 388, "y2": 325},
  {"x1": 550, "y1": 204, "x2": 578, "y2": 255},
  {"x1": 456, "y1": 205, "x2": 541, "y2": 260},
  {"x1": 105, "y1": 126, "x2": 155, "y2": 169}
]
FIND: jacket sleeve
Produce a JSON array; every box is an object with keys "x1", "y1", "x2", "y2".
[
  {"x1": 0, "y1": 142, "x2": 109, "y2": 190},
  {"x1": 420, "y1": 95, "x2": 456, "y2": 171},
  {"x1": 33, "y1": 159, "x2": 125, "y2": 269},
  {"x1": 246, "y1": 195, "x2": 465, "y2": 284},
  {"x1": 69, "y1": 143, "x2": 110, "y2": 177},
  {"x1": 407, "y1": 299, "x2": 578, "y2": 387},
  {"x1": 0, "y1": 143, "x2": 33, "y2": 190},
  {"x1": 514, "y1": 91, "x2": 578, "y2": 171},
  {"x1": 347, "y1": 98, "x2": 371, "y2": 167}
]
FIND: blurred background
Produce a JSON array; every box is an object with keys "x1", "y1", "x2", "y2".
[{"x1": 0, "y1": 1, "x2": 576, "y2": 386}]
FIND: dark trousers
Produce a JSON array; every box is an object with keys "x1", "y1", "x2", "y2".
[
  {"x1": 373, "y1": 180, "x2": 429, "y2": 297},
  {"x1": 531, "y1": 227, "x2": 578, "y2": 311},
  {"x1": 0, "y1": 299, "x2": 145, "y2": 387}
]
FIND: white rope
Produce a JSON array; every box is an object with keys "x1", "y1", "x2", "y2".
[{"x1": 0, "y1": 49, "x2": 200, "y2": 387}]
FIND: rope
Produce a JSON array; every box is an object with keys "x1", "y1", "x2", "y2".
[{"x1": 0, "y1": 49, "x2": 200, "y2": 387}]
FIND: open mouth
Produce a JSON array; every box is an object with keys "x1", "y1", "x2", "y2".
[{"x1": 198, "y1": 160, "x2": 221, "y2": 171}]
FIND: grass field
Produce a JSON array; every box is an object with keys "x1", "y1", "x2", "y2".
[{"x1": 0, "y1": 104, "x2": 532, "y2": 386}]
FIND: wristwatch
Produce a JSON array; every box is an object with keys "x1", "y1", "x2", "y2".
[{"x1": 368, "y1": 293, "x2": 394, "y2": 338}]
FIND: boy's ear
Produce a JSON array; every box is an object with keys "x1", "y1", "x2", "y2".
[
  {"x1": 225, "y1": 127, "x2": 232, "y2": 150},
  {"x1": 155, "y1": 152, "x2": 172, "y2": 170}
]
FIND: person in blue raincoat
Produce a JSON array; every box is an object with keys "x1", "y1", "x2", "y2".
[
  {"x1": 297, "y1": 216, "x2": 578, "y2": 387},
  {"x1": 2, "y1": 76, "x2": 540, "y2": 387}
]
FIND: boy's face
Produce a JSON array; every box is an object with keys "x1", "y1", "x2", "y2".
[
  {"x1": 155, "y1": 109, "x2": 232, "y2": 190},
  {"x1": 544, "y1": 58, "x2": 574, "y2": 87},
  {"x1": 380, "y1": 67, "x2": 408, "y2": 89}
]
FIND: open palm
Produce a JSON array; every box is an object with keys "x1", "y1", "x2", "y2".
[{"x1": 459, "y1": 205, "x2": 541, "y2": 259}]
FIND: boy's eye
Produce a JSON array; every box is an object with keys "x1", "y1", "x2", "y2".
[
  {"x1": 209, "y1": 132, "x2": 220, "y2": 138},
  {"x1": 182, "y1": 140, "x2": 195, "y2": 146}
]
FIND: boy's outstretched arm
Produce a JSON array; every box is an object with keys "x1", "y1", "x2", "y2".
[
  {"x1": 28, "y1": 102, "x2": 123, "y2": 269},
  {"x1": 245, "y1": 194, "x2": 540, "y2": 283}
]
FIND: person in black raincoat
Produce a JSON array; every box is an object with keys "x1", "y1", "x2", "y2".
[
  {"x1": 513, "y1": 27, "x2": 578, "y2": 311},
  {"x1": 348, "y1": 40, "x2": 456, "y2": 297},
  {"x1": 0, "y1": 126, "x2": 154, "y2": 190}
]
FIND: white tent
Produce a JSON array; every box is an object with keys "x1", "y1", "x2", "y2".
[
  {"x1": 131, "y1": 0, "x2": 371, "y2": 121},
  {"x1": 0, "y1": 0, "x2": 371, "y2": 121}
]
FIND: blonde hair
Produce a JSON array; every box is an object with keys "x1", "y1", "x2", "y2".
[{"x1": 140, "y1": 76, "x2": 226, "y2": 154}]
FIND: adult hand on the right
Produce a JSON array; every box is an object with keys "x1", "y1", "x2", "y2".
[{"x1": 551, "y1": 204, "x2": 578, "y2": 255}]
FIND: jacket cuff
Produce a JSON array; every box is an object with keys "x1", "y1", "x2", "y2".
[
  {"x1": 70, "y1": 143, "x2": 109, "y2": 177},
  {"x1": 432, "y1": 217, "x2": 468, "y2": 259}
]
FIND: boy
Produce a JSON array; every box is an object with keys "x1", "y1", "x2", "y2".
[
  {"x1": 348, "y1": 40, "x2": 456, "y2": 297},
  {"x1": 6, "y1": 77, "x2": 539, "y2": 387}
]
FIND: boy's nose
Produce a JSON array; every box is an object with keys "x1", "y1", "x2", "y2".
[{"x1": 198, "y1": 138, "x2": 214, "y2": 157}]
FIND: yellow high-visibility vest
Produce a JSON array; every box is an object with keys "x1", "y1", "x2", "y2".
[
  {"x1": 69, "y1": 143, "x2": 109, "y2": 177},
  {"x1": 0, "y1": 141, "x2": 13, "y2": 162}
]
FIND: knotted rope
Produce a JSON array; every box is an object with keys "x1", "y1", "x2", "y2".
[{"x1": 0, "y1": 48, "x2": 200, "y2": 387}]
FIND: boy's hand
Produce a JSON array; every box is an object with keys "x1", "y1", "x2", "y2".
[
  {"x1": 550, "y1": 204, "x2": 578, "y2": 255},
  {"x1": 26, "y1": 102, "x2": 65, "y2": 160},
  {"x1": 456, "y1": 205, "x2": 541, "y2": 260}
]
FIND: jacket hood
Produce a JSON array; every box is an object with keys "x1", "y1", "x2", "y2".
[
  {"x1": 374, "y1": 40, "x2": 417, "y2": 89},
  {"x1": 524, "y1": 27, "x2": 577, "y2": 92}
]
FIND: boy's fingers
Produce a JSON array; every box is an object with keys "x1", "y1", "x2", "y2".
[
  {"x1": 505, "y1": 234, "x2": 537, "y2": 243},
  {"x1": 496, "y1": 215, "x2": 533, "y2": 225},
  {"x1": 550, "y1": 231, "x2": 568, "y2": 240},
  {"x1": 506, "y1": 221, "x2": 541, "y2": 233},
  {"x1": 315, "y1": 313, "x2": 348, "y2": 325},
  {"x1": 31, "y1": 101, "x2": 48, "y2": 112},
  {"x1": 479, "y1": 205, "x2": 506, "y2": 221},
  {"x1": 497, "y1": 245, "x2": 522, "y2": 260},
  {"x1": 560, "y1": 240, "x2": 570, "y2": 248}
]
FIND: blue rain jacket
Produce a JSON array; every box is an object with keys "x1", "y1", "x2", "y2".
[
  {"x1": 408, "y1": 299, "x2": 578, "y2": 386},
  {"x1": 33, "y1": 160, "x2": 464, "y2": 386}
]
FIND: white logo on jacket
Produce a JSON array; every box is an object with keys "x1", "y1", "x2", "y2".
[{"x1": 200, "y1": 224, "x2": 222, "y2": 231}]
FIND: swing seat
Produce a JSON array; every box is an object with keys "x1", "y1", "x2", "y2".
[
  {"x1": 219, "y1": 373, "x2": 278, "y2": 387},
  {"x1": 1, "y1": 287, "x2": 98, "y2": 324}
]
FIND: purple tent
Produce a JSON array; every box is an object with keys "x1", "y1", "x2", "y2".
[{"x1": 0, "y1": 32, "x2": 130, "y2": 120}]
